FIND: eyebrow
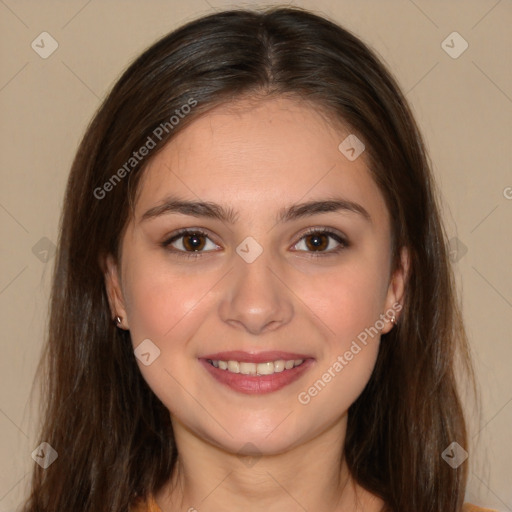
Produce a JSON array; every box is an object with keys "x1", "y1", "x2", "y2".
[{"x1": 140, "y1": 195, "x2": 371, "y2": 224}]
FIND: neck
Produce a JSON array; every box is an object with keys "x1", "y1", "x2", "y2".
[{"x1": 155, "y1": 415, "x2": 384, "y2": 512}]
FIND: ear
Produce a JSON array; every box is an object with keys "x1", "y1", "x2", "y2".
[
  {"x1": 101, "y1": 253, "x2": 129, "y2": 330},
  {"x1": 380, "y1": 246, "x2": 409, "y2": 334}
]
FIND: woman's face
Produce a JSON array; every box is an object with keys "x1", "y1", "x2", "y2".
[{"x1": 105, "y1": 96, "x2": 406, "y2": 455}]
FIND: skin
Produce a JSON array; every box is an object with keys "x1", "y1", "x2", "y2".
[{"x1": 104, "y1": 96, "x2": 408, "y2": 512}]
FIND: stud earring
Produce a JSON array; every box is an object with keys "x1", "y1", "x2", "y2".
[
  {"x1": 390, "y1": 314, "x2": 396, "y2": 325},
  {"x1": 114, "y1": 315, "x2": 122, "y2": 327}
]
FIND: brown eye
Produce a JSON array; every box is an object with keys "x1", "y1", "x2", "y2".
[
  {"x1": 293, "y1": 229, "x2": 349, "y2": 256},
  {"x1": 304, "y1": 233, "x2": 329, "y2": 251},
  {"x1": 181, "y1": 233, "x2": 207, "y2": 251},
  {"x1": 162, "y1": 229, "x2": 219, "y2": 255}
]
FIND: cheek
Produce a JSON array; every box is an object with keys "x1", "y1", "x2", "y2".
[
  {"x1": 122, "y1": 260, "x2": 211, "y2": 419},
  {"x1": 291, "y1": 253, "x2": 388, "y2": 402},
  {"x1": 122, "y1": 257, "x2": 216, "y2": 342},
  {"x1": 297, "y1": 256, "x2": 389, "y2": 346},
  {"x1": 294, "y1": 265, "x2": 386, "y2": 415}
]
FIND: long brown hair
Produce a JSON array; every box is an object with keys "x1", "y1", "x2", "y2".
[{"x1": 22, "y1": 6, "x2": 475, "y2": 511}]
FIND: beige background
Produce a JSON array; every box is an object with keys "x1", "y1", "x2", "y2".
[{"x1": 0, "y1": 0, "x2": 511, "y2": 510}]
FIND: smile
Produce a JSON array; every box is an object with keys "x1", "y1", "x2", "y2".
[
  {"x1": 200, "y1": 351, "x2": 313, "y2": 394},
  {"x1": 207, "y1": 358, "x2": 304, "y2": 375}
]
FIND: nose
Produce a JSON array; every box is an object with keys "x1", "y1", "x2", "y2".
[{"x1": 218, "y1": 248, "x2": 294, "y2": 335}]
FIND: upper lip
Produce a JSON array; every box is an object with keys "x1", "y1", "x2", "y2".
[{"x1": 200, "y1": 350, "x2": 313, "y2": 363}]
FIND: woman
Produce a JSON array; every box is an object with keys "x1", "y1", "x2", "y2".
[{"x1": 22, "y1": 6, "x2": 493, "y2": 512}]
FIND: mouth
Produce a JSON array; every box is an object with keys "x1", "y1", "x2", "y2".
[
  {"x1": 200, "y1": 351, "x2": 314, "y2": 394},
  {"x1": 206, "y1": 358, "x2": 304, "y2": 375}
]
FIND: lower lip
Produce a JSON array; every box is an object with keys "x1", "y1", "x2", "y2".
[{"x1": 200, "y1": 358, "x2": 314, "y2": 394}]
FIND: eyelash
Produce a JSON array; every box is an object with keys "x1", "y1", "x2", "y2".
[{"x1": 161, "y1": 227, "x2": 349, "y2": 260}]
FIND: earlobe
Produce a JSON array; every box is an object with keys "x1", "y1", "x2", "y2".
[
  {"x1": 102, "y1": 253, "x2": 129, "y2": 329},
  {"x1": 392, "y1": 246, "x2": 409, "y2": 307},
  {"x1": 381, "y1": 246, "x2": 409, "y2": 334}
]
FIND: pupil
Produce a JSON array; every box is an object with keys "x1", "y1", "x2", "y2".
[
  {"x1": 307, "y1": 234, "x2": 327, "y2": 251},
  {"x1": 185, "y1": 234, "x2": 204, "y2": 251}
]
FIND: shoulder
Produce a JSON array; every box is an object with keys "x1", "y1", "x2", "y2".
[
  {"x1": 131, "y1": 495, "x2": 494, "y2": 512},
  {"x1": 463, "y1": 503, "x2": 499, "y2": 512},
  {"x1": 130, "y1": 494, "x2": 162, "y2": 512}
]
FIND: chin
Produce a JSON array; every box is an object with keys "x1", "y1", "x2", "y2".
[{"x1": 192, "y1": 415, "x2": 316, "y2": 458}]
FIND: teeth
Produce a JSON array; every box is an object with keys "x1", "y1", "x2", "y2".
[
  {"x1": 227, "y1": 360, "x2": 239, "y2": 373},
  {"x1": 256, "y1": 362, "x2": 274, "y2": 376},
  {"x1": 239, "y1": 362, "x2": 256, "y2": 375},
  {"x1": 274, "y1": 360, "x2": 285, "y2": 372},
  {"x1": 209, "y1": 358, "x2": 304, "y2": 375}
]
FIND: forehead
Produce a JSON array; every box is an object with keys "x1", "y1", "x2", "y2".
[{"x1": 133, "y1": 96, "x2": 388, "y2": 226}]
